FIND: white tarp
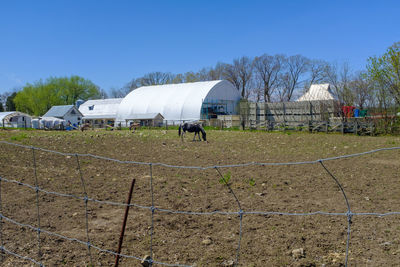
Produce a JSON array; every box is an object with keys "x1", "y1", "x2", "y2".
[{"x1": 38, "y1": 117, "x2": 66, "y2": 129}]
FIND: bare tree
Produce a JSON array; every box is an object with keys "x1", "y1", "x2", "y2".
[
  {"x1": 236, "y1": 56, "x2": 254, "y2": 98},
  {"x1": 0, "y1": 91, "x2": 12, "y2": 108},
  {"x1": 208, "y1": 62, "x2": 226, "y2": 80},
  {"x1": 196, "y1": 67, "x2": 214, "y2": 81},
  {"x1": 276, "y1": 74, "x2": 287, "y2": 102},
  {"x1": 222, "y1": 57, "x2": 254, "y2": 98},
  {"x1": 304, "y1": 60, "x2": 329, "y2": 89},
  {"x1": 349, "y1": 71, "x2": 373, "y2": 109},
  {"x1": 253, "y1": 54, "x2": 284, "y2": 102},
  {"x1": 183, "y1": 72, "x2": 199, "y2": 83},
  {"x1": 340, "y1": 63, "x2": 354, "y2": 105},
  {"x1": 222, "y1": 63, "x2": 241, "y2": 92},
  {"x1": 278, "y1": 55, "x2": 309, "y2": 101},
  {"x1": 323, "y1": 62, "x2": 354, "y2": 105},
  {"x1": 110, "y1": 87, "x2": 128, "y2": 98},
  {"x1": 249, "y1": 78, "x2": 264, "y2": 102},
  {"x1": 140, "y1": 72, "x2": 174, "y2": 86},
  {"x1": 99, "y1": 88, "x2": 108, "y2": 99},
  {"x1": 171, "y1": 73, "x2": 184, "y2": 84}
]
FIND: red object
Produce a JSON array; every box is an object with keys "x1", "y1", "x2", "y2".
[{"x1": 342, "y1": 106, "x2": 355, "y2": 118}]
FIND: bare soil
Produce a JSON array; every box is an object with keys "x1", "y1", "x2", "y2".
[{"x1": 0, "y1": 128, "x2": 399, "y2": 266}]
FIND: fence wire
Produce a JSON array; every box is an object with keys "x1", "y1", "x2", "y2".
[{"x1": 0, "y1": 141, "x2": 399, "y2": 266}]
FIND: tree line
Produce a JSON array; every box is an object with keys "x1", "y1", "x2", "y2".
[
  {"x1": 112, "y1": 41, "x2": 400, "y2": 111},
  {"x1": 0, "y1": 76, "x2": 106, "y2": 116},
  {"x1": 0, "y1": 41, "x2": 399, "y2": 115}
]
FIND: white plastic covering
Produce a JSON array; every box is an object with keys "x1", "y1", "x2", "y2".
[
  {"x1": 31, "y1": 119, "x2": 41, "y2": 129},
  {"x1": 39, "y1": 117, "x2": 66, "y2": 129},
  {"x1": 79, "y1": 98, "x2": 122, "y2": 119},
  {"x1": 115, "y1": 80, "x2": 240, "y2": 125},
  {"x1": 297, "y1": 84, "x2": 337, "y2": 101}
]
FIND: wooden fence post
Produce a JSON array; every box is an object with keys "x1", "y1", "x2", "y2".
[{"x1": 354, "y1": 120, "x2": 358, "y2": 135}]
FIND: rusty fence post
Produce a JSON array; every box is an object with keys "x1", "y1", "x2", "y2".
[{"x1": 114, "y1": 178, "x2": 136, "y2": 267}]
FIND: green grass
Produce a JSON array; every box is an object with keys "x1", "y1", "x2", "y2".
[{"x1": 10, "y1": 133, "x2": 29, "y2": 142}]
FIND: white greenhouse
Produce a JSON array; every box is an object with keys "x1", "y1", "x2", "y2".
[
  {"x1": 115, "y1": 80, "x2": 241, "y2": 126},
  {"x1": 0, "y1": 112, "x2": 32, "y2": 128}
]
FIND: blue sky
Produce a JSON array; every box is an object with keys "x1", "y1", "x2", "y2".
[{"x1": 0, "y1": 0, "x2": 399, "y2": 94}]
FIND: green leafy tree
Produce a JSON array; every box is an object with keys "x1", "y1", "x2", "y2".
[
  {"x1": 14, "y1": 76, "x2": 101, "y2": 115},
  {"x1": 367, "y1": 42, "x2": 400, "y2": 105}
]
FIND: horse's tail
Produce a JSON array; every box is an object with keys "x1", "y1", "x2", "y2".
[
  {"x1": 200, "y1": 126, "x2": 207, "y2": 141},
  {"x1": 178, "y1": 124, "x2": 181, "y2": 136}
]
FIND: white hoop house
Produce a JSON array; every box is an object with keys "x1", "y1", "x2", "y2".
[{"x1": 115, "y1": 80, "x2": 241, "y2": 125}]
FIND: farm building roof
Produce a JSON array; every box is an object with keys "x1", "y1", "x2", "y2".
[
  {"x1": 79, "y1": 98, "x2": 122, "y2": 120},
  {"x1": 115, "y1": 80, "x2": 241, "y2": 124},
  {"x1": 43, "y1": 105, "x2": 78, "y2": 117},
  {"x1": 297, "y1": 84, "x2": 337, "y2": 101},
  {"x1": 0, "y1": 112, "x2": 15, "y2": 121}
]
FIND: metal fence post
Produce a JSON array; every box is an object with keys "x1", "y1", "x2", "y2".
[{"x1": 114, "y1": 178, "x2": 136, "y2": 267}]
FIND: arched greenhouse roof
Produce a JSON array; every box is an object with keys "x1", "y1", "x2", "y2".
[
  {"x1": 0, "y1": 112, "x2": 31, "y2": 123},
  {"x1": 115, "y1": 80, "x2": 240, "y2": 123}
]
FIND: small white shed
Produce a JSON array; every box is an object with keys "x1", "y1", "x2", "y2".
[{"x1": 43, "y1": 105, "x2": 83, "y2": 126}]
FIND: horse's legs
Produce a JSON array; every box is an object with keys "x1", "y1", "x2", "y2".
[
  {"x1": 193, "y1": 132, "x2": 196, "y2": 141},
  {"x1": 198, "y1": 131, "x2": 201, "y2": 141}
]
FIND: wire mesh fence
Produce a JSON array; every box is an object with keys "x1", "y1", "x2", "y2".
[{"x1": 0, "y1": 140, "x2": 399, "y2": 266}]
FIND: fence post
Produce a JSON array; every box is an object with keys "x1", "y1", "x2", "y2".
[
  {"x1": 370, "y1": 122, "x2": 375, "y2": 136},
  {"x1": 354, "y1": 120, "x2": 358, "y2": 135},
  {"x1": 114, "y1": 178, "x2": 136, "y2": 267},
  {"x1": 325, "y1": 121, "x2": 329, "y2": 133}
]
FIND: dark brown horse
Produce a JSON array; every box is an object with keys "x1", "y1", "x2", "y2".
[{"x1": 81, "y1": 123, "x2": 91, "y2": 132}]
